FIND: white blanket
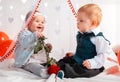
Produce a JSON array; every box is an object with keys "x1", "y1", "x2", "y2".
[{"x1": 0, "y1": 59, "x2": 120, "y2": 82}]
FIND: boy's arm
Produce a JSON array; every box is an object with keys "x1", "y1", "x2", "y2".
[{"x1": 87, "y1": 36, "x2": 114, "y2": 69}]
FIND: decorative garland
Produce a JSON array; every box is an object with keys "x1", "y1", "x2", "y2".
[
  {"x1": 67, "y1": 0, "x2": 77, "y2": 18},
  {"x1": 0, "y1": 0, "x2": 42, "y2": 62}
]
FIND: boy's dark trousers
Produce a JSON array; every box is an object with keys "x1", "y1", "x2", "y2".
[{"x1": 57, "y1": 56, "x2": 104, "y2": 78}]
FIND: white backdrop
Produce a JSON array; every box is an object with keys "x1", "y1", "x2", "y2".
[{"x1": 0, "y1": 0, "x2": 120, "y2": 59}]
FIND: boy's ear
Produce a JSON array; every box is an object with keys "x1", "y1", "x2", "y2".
[{"x1": 92, "y1": 20, "x2": 97, "y2": 26}]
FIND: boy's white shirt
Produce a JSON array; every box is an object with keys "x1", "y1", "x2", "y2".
[{"x1": 86, "y1": 28, "x2": 117, "y2": 69}]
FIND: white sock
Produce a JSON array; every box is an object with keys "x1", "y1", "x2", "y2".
[
  {"x1": 40, "y1": 69, "x2": 49, "y2": 79},
  {"x1": 46, "y1": 74, "x2": 56, "y2": 82}
]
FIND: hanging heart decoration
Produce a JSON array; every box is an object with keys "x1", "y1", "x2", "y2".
[
  {"x1": 8, "y1": 17, "x2": 14, "y2": 23},
  {"x1": 55, "y1": 6, "x2": 61, "y2": 11}
]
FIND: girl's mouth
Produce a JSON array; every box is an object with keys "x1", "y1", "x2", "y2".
[{"x1": 37, "y1": 27, "x2": 42, "y2": 29}]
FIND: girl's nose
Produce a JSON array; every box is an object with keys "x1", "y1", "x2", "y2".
[{"x1": 39, "y1": 22, "x2": 42, "y2": 25}]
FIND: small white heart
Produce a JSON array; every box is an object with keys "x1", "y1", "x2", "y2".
[
  {"x1": 20, "y1": 15, "x2": 25, "y2": 21},
  {"x1": 0, "y1": 6, "x2": 3, "y2": 11},
  {"x1": 9, "y1": 5, "x2": 13, "y2": 10},
  {"x1": 44, "y1": 3, "x2": 48, "y2": 7},
  {"x1": 8, "y1": 17, "x2": 14, "y2": 23},
  {"x1": 21, "y1": 0, "x2": 27, "y2": 4}
]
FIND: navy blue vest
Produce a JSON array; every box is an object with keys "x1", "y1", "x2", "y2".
[{"x1": 73, "y1": 32, "x2": 108, "y2": 65}]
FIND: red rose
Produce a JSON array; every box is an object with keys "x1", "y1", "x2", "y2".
[{"x1": 47, "y1": 64, "x2": 60, "y2": 74}]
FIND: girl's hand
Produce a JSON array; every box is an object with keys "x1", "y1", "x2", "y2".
[
  {"x1": 37, "y1": 31, "x2": 44, "y2": 38},
  {"x1": 82, "y1": 60, "x2": 91, "y2": 69}
]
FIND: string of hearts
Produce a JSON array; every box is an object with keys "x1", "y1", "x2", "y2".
[
  {"x1": 0, "y1": 0, "x2": 42, "y2": 62},
  {"x1": 67, "y1": 0, "x2": 77, "y2": 18}
]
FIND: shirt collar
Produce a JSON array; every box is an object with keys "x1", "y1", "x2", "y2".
[
  {"x1": 78, "y1": 28, "x2": 100, "y2": 36},
  {"x1": 91, "y1": 28, "x2": 100, "y2": 36}
]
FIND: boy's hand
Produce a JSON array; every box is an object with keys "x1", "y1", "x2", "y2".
[
  {"x1": 82, "y1": 60, "x2": 91, "y2": 69},
  {"x1": 64, "y1": 52, "x2": 74, "y2": 58}
]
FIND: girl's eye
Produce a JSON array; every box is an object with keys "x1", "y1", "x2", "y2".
[
  {"x1": 34, "y1": 20, "x2": 39, "y2": 22},
  {"x1": 36, "y1": 20, "x2": 39, "y2": 22}
]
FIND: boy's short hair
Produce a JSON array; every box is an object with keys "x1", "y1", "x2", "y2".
[{"x1": 77, "y1": 4, "x2": 102, "y2": 26}]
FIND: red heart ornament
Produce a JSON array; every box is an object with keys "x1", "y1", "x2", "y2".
[
  {"x1": 0, "y1": 31, "x2": 9, "y2": 45},
  {"x1": 0, "y1": 40, "x2": 14, "y2": 61}
]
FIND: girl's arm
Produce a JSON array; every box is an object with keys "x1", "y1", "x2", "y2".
[{"x1": 18, "y1": 30, "x2": 38, "y2": 48}]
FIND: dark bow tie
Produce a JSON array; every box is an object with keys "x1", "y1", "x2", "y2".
[{"x1": 78, "y1": 32, "x2": 95, "y2": 37}]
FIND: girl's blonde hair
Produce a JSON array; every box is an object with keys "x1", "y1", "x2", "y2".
[{"x1": 77, "y1": 4, "x2": 102, "y2": 26}]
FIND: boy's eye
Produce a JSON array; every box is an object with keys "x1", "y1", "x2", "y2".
[
  {"x1": 41, "y1": 21, "x2": 44, "y2": 24},
  {"x1": 79, "y1": 20, "x2": 84, "y2": 22}
]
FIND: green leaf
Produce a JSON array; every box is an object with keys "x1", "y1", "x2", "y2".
[{"x1": 34, "y1": 37, "x2": 45, "y2": 54}]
